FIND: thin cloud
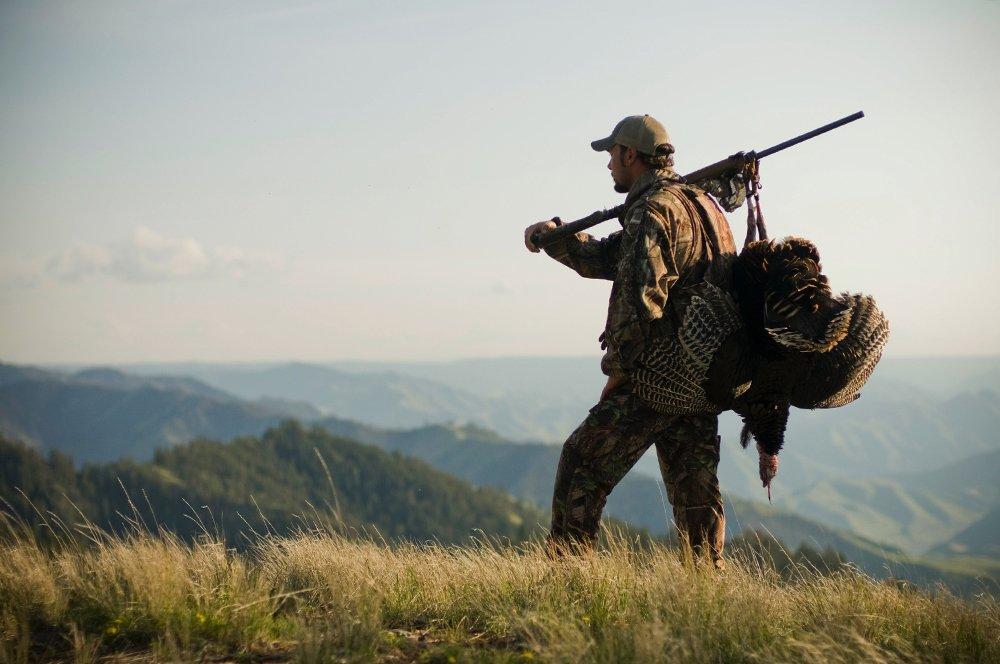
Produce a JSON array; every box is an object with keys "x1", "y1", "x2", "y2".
[
  {"x1": 0, "y1": 260, "x2": 42, "y2": 290},
  {"x1": 47, "y1": 227, "x2": 284, "y2": 284},
  {"x1": 489, "y1": 280, "x2": 515, "y2": 295}
]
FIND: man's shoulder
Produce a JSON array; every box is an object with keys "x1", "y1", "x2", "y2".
[
  {"x1": 626, "y1": 180, "x2": 735, "y2": 249},
  {"x1": 650, "y1": 179, "x2": 704, "y2": 203},
  {"x1": 630, "y1": 181, "x2": 699, "y2": 220}
]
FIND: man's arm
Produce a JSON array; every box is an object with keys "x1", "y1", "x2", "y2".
[
  {"x1": 600, "y1": 204, "x2": 685, "y2": 377},
  {"x1": 525, "y1": 219, "x2": 621, "y2": 281}
]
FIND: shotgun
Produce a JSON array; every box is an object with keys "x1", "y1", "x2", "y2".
[{"x1": 530, "y1": 111, "x2": 864, "y2": 249}]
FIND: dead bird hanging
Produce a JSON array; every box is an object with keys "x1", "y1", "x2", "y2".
[{"x1": 534, "y1": 111, "x2": 890, "y2": 499}]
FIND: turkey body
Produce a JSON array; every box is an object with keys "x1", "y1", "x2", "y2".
[{"x1": 630, "y1": 237, "x2": 890, "y2": 456}]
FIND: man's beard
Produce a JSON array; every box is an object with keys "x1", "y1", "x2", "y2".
[{"x1": 613, "y1": 181, "x2": 629, "y2": 194}]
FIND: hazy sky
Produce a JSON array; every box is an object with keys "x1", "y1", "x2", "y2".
[{"x1": 2, "y1": 0, "x2": 998, "y2": 363}]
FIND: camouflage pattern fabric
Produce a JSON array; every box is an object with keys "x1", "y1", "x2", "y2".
[
  {"x1": 544, "y1": 168, "x2": 737, "y2": 379},
  {"x1": 542, "y1": 228, "x2": 622, "y2": 281},
  {"x1": 542, "y1": 164, "x2": 736, "y2": 565},
  {"x1": 695, "y1": 173, "x2": 747, "y2": 213},
  {"x1": 548, "y1": 385, "x2": 725, "y2": 565}
]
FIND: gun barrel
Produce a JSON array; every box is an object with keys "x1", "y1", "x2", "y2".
[
  {"x1": 530, "y1": 111, "x2": 865, "y2": 249},
  {"x1": 756, "y1": 111, "x2": 864, "y2": 159}
]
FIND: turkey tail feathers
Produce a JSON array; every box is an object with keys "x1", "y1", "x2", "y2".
[
  {"x1": 737, "y1": 237, "x2": 853, "y2": 353},
  {"x1": 792, "y1": 293, "x2": 891, "y2": 409},
  {"x1": 766, "y1": 303, "x2": 852, "y2": 353}
]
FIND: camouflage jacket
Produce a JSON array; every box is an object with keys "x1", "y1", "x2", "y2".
[{"x1": 544, "y1": 168, "x2": 737, "y2": 377}]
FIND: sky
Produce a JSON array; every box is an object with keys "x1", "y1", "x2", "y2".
[{"x1": 1, "y1": 0, "x2": 998, "y2": 364}]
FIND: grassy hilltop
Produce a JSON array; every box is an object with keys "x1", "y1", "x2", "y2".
[{"x1": 2, "y1": 523, "x2": 997, "y2": 663}]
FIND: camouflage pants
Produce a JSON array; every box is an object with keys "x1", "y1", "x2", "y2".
[{"x1": 548, "y1": 385, "x2": 725, "y2": 564}]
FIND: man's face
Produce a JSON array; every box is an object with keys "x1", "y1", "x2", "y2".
[{"x1": 607, "y1": 144, "x2": 632, "y2": 194}]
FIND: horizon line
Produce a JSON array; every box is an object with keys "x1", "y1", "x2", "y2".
[{"x1": 6, "y1": 352, "x2": 1000, "y2": 370}]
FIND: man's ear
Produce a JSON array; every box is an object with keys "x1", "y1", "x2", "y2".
[{"x1": 623, "y1": 146, "x2": 637, "y2": 166}]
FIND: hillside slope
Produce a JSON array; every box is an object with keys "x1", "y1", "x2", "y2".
[
  {"x1": 0, "y1": 366, "x2": 316, "y2": 462},
  {"x1": 0, "y1": 379, "x2": 284, "y2": 461},
  {"x1": 931, "y1": 505, "x2": 1000, "y2": 559},
  {"x1": 775, "y1": 449, "x2": 1000, "y2": 554},
  {"x1": 310, "y1": 415, "x2": 989, "y2": 589},
  {"x1": 0, "y1": 422, "x2": 542, "y2": 544}
]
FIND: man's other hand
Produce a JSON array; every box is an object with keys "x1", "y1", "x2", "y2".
[
  {"x1": 600, "y1": 373, "x2": 629, "y2": 401},
  {"x1": 524, "y1": 219, "x2": 559, "y2": 253}
]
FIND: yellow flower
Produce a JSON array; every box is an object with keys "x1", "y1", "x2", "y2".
[
  {"x1": 582, "y1": 615, "x2": 591, "y2": 624},
  {"x1": 196, "y1": 612, "x2": 206, "y2": 624},
  {"x1": 106, "y1": 625, "x2": 119, "y2": 636}
]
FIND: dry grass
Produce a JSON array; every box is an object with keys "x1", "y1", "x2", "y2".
[{"x1": 0, "y1": 514, "x2": 997, "y2": 663}]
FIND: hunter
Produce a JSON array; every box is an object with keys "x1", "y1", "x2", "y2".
[{"x1": 524, "y1": 114, "x2": 739, "y2": 567}]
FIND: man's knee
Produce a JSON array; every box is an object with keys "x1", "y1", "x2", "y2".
[{"x1": 663, "y1": 436, "x2": 722, "y2": 502}]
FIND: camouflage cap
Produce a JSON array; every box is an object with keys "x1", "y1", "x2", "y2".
[{"x1": 591, "y1": 114, "x2": 670, "y2": 156}]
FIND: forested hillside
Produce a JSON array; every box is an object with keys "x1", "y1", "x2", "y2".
[{"x1": 0, "y1": 422, "x2": 542, "y2": 545}]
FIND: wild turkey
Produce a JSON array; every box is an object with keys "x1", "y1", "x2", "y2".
[{"x1": 631, "y1": 236, "x2": 890, "y2": 463}]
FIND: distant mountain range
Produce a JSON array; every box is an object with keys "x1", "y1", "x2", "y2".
[
  {"x1": 331, "y1": 355, "x2": 1000, "y2": 402},
  {"x1": 3, "y1": 358, "x2": 997, "y2": 566},
  {"x1": 119, "y1": 361, "x2": 587, "y2": 442},
  {"x1": 64, "y1": 359, "x2": 1000, "y2": 512},
  {"x1": 0, "y1": 363, "x2": 299, "y2": 461},
  {"x1": 699, "y1": 387, "x2": 1000, "y2": 501},
  {"x1": 774, "y1": 449, "x2": 1000, "y2": 555},
  {"x1": 116, "y1": 359, "x2": 1000, "y2": 488}
]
